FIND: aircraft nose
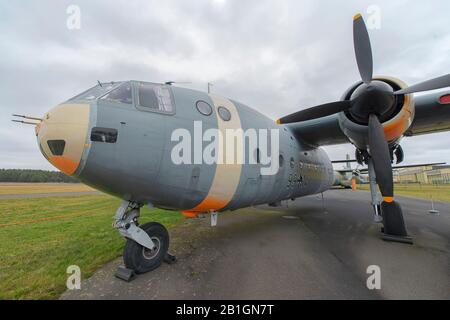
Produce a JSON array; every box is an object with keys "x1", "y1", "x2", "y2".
[{"x1": 36, "y1": 103, "x2": 90, "y2": 175}]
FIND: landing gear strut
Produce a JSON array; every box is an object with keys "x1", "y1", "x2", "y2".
[
  {"x1": 367, "y1": 160, "x2": 382, "y2": 223},
  {"x1": 114, "y1": 200, "x2": 174, "y2": 274}
]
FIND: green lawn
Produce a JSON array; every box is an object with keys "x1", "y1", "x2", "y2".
[
  {"x1": 357, "y1": 183, "x2": 450, "y2": 202},
  {"x1": 0, "y1": 183, "x2": 95, "y2": 195},
  {"x1": 0, "y1": 194, "x2": 184, "y2": 300}
]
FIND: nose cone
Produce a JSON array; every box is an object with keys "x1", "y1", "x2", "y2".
[{"x1": 37, "y1": 103, "x2": 90, "y2": 175}]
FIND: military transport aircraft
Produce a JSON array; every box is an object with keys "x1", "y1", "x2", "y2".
[
  {"x1": 13, "y1": 14, "x2": 450, "y2": 274},
  {"x1": 332, "y1": 161, "x2": 446, "y2": 188}
]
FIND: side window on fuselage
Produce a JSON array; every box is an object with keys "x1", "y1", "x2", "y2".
[
  {"x1": 137, "y1": 82, "x2": 174, "y2": 113},
  {"x1": 90, "y1": 127, "x2": 118, "y2": 143}
]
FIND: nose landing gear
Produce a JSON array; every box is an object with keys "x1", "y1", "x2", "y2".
[
  {"x1": 114, "y1": 200, "x2": 175, "y2": 275},
  {"x1": 123, "y1": 221, "x2": 169, "y2": 273}
]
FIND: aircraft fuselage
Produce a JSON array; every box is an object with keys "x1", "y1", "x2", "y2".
[{"x1": 37, "y1": 82, "x2": 334, "y2": 215}]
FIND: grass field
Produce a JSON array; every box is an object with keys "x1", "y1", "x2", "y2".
[
  {"x1": 0, "y1": 194, "x2": 184, "y2": 300},
  {"x1": 1, "y1": 182, "x2": 448, "y2": 300},
  {"x1": 0, "y1": 183, "x2": 96, "y2": 195},
  {"x1": 357, "y1": 183, "x2": 450, "y2": 202}
]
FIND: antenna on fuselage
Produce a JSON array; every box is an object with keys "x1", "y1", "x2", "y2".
[
  {"x1": 207, "y1": 82, "x2": 213, "y2": 93},
  {"x1": 97, "y1": 80, "x2": 103, "y2": 87},
  {"x1": 164, "y1": 81, "x2": 192, "y2": 86}
]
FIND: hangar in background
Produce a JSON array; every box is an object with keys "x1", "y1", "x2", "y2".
[{"x1": 394, "y1": 165, "x2": 450, "y2": 184}]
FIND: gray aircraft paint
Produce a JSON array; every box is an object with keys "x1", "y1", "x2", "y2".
[
  {"x1": 38, "y1": 81, "x2": 449, "y2": 215},
  {"x1": 71, "y1": 83, "x2": 333, "y2": 213},
  {"x1": 223, "y1": 100, "x2": 333, "y2": 211}
]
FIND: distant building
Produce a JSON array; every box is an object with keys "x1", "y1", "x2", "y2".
[
  {"x1": 426, "y1": 165, "x2": 450, "y2": 184},
  {"x1": 395, "y1": 165, "x2": 450, "y2": 184}
]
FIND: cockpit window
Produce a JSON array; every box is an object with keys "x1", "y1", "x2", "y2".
[
  {"x1": 69, "y1": 82, "x2": 122, "y2": 101},
  {"x1": 138, "y1": 83, "x2": 159, "y2": 109},
  {"x1": 100, "y1": 82, "x2": 132, "y2": 104},
  {"x1": 137, "y1": 82, "x2": 174, "y2": 113}
]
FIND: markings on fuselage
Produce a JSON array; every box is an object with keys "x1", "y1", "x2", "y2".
[
  {"x1": 186, "y1": 95, "x2": 243, "y2": 213},
  {"x1": 37, "y1": 104, "x2": 90, "y2": 175}
]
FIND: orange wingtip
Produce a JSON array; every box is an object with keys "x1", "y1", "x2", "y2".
[{"x1": 353, "y1": 13, "x2": 362, "y2": 20}]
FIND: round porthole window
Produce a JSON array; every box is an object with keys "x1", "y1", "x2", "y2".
[
  {"x1": 196, "y1": 100, "x2": 212, "y2": 116},
  {"x1": 218, "y1": 106, "x2": 231, "y2": 121}
]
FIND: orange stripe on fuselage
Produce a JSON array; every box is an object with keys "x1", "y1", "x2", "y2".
[
  {"x1": 181, "y1": 197, "x2": 229, "y2": 218},
  {"x1": 182, "y1": 198, "x2": 230, "y2": 217},
  {"x1": 182, "y1": 197, "x2": 230, "y2": 218},
  {"x1": 183, "y1": 95, "x2": 243, "y2": 217}
]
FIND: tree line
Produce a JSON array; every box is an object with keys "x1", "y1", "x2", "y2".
[{"x1": 0, "y1": 169, "x2": 79, "y2": 183}]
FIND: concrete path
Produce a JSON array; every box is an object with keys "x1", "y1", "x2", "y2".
[{"x1": 61, "y1": 190, "x2": 450, "y2": 300}]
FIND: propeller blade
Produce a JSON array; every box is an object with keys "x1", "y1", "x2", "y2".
[
  {"x1": 368, "y1": 114, "x2": 393, "y2": 199},
  {"x1": 368, "y1": 116, "x2": 409, "y2": 237},
  {"x1": 277, "y1": 100, "x2": 351, "y2": 124},
  {"x1": 353, "y1": 14, "x2": 373, "y2": 84},
  {"x1": 395, "y1": 74, "x2": 450, "y2": 95}
]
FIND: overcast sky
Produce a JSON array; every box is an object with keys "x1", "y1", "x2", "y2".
[{"x1": 1, "y1": 0, "x2": 449, "y2": 170}]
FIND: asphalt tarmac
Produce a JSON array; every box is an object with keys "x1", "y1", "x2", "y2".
[{"x1": 61, "y1": 190, "x2": 450, "y2": 300}]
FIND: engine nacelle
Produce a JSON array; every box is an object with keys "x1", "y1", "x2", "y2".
[{"x1": 338, "y1": 76, "x2": 415, "y2": 151}]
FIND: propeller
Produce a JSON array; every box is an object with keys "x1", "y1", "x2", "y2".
[
  {"x1": 368, "y1": 114, "x2": 393, "y2": 199},
  {"x1": 278, "y1": 14, "x2": 450, "y2": 126},
  {"x1": 395, "y1": 74, "x2": 450, "y2": 95},
  {"x1": 277, "y1": 101, "x2": 350, "y2": 123},
  {"x1": 353, "y1": 13, "x2": 373, "y2": 84},
  {"x1": 276, "y1": 13, "x2": 450, "y2": 237}
]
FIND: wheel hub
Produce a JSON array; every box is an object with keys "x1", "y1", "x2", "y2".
[{"x1": 142, "y1": 237, "x2": 161, "y2": 260}]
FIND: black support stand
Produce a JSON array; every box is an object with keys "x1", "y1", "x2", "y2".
[
  {"x1": 114, "y1": 266, "x2": 136, "y2": 282},
  {"x1": 381, "y1": 233, "x2": 413, "y2": 244}
]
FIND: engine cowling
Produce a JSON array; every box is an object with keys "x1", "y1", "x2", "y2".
[{"x1": 338, "y1": 76, "x2": 415, "y2": 151}]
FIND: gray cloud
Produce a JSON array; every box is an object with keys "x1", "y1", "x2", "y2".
[{"x1": 1, "y1": 0, "x2": 449, "y2": 170}]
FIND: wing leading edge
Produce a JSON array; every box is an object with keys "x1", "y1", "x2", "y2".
[
  {"x1": 285, "y1": 114, "x2": 349, "y2": 147},
  {"x1": 405, "y1": 91, "x2": 450, "y2": 136},
  {"x1": 285, "y1": 91, "x2": 450, "y2": 147}
]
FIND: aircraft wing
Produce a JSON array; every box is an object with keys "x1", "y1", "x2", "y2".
[
  {"x1": 286, "y1": 114, "x2": 349, "y2": 147},
  {"x1": 405, "y1": 91, "x2": 450, "y2": 136},
  {"x1": 336, "y1": 162, "x2": 446, "y2": 174},
  {"x1": 285, "y1": 91, "x2": 450, "y2": 147}
]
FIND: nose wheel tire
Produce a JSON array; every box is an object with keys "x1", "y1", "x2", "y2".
[{"x1": 123, "y1": 222, "x2": 169, "y2": 274}]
